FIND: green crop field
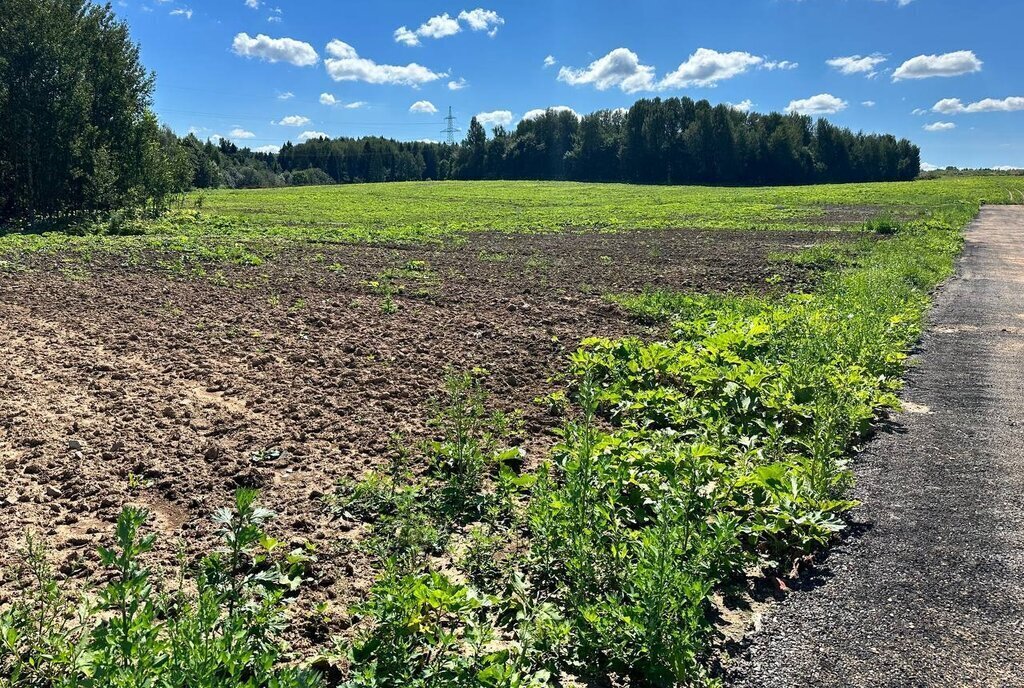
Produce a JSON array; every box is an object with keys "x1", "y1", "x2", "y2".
[{"x1": 2, "y1": 176, "x2": 1022, "y2": 262}]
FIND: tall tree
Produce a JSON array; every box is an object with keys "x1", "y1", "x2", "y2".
[{"x1": 0, "y1": 0, "x2": 183, "y2": 225}]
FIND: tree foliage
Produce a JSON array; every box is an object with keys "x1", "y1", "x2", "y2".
[
  {"x1": 192, "y1": 98, "x2": 918, "y2": 191},
  {"x1": 0, "y1": 0, "x2": 188, "y2": 226}
]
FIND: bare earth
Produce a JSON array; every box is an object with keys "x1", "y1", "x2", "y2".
[
  {"x1": 0, "y1": 227, "x2": 842, "y2": 647},
  {"x1": 728, "y1": 206, "x2": 1024, "y2": 687}
]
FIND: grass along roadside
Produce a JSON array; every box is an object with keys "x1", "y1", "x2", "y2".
[
  {"x1": 321, "y1": 201, "x2": 979, "y2": 685},
  {"x1": 0, "y1": 197, "x2": 1003, "y2": 687}
]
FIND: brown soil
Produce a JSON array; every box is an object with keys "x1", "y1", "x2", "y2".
[{"x1": 0, "y1": 227, "x2": 855, "y2": 648}]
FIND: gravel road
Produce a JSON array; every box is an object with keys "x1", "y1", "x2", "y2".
[{"x1": 728, "y1": 206, "x2": 1024, "y2": 687}]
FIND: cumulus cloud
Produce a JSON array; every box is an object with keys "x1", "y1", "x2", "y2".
[
  {"x1": 170, "y1": 8, "x2": 192, "y2": 19},
  {"x1": 522, "y1": 106, "x2": 579, "y2": 121},
  {"x1": 862, "y1": 100, "x2": 876, "y2": 107},
  {"x1": 475, "y1": 110, "x2": 514, "y2": 128},
  {"x1": 660, "y1": 48, "x2": 764, "y2": 88},
  {"x1": 448, "y1": 77, "x2": 468, "y2": 90},
  {"x1": 395, "y1": 8, "x2": 503, "y2": 46},
  {"x1": 229, "y1": 127, "x2": 255, "y2": 139},
  {"x1": 558, "y1": 48, "x2": 655, "y2": 93},
  {"x1": 826, "y1": 54, "x2": 886, "y2": 76},
  {"x1": 410, "y1": 100, "x2": 438, "y2": 114},
  {"x1": 458, "y1": 8, "x2": 504, "y2": 35},
  {"x1": 933, "y1": 96, "x2": 1024, "y2": 114},
  {"x1": 298, "y1": 131, "x2": 330, "y2": 141},
  {"x1": 923, "y1": 121, "x2": 956, "y2": 131},
  {"x1": 245, "y1": 0, "x2": 259, "y2": 8},
  {"x1": 785, "y1": 93, "x2": 848, "y2": 115},
  {"x1": 543, "y1": 55, "x2": 557, "y2": 68},
  {"x1": 254, "y1": 144, "x2": 281, "y2": 154},
  {"x1": 892, "y1": 50, "x2": 982, "y2": 80},
  {"x1": 393, "y1": 27, "x2": 421, "y2": 47},
  {"x1": 920, "y1": 161, "x2": 940, "y2": 171},
  {"x1": 232, "y1": 33, "x2": 318, "y2": 67},
  {"x1": 276, "y1": 115, "x2": 311, "y2": 126},
  {"x1": 324, "y1": 40, "x2": 446, "y2": 86},
  {"x1": 345, "y1": 101, "x2": 368, "y2": 109},
  {"x1": 726, "y1": 99, "x2": 755, "y2": 113},
  {"x1": 762, "y1": 60, "x2": 798, "y2": 71},
  {"x1": 320, "y1": 93, "x2": 367, "y2": 108},
  {"x1": 277, "y1": 91, "x2": 294, "y2": 100}
]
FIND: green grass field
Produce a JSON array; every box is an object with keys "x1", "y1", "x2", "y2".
[
  {"x1": 183, "y1": 176, "x2": 1024, "y2": 241},
  {"x1": 2, "y1": 177, "x2": 1022, "y2": 262}
]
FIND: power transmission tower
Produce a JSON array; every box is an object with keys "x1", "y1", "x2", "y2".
[{"x1": 441, "y1": 106, "x2": 457, "y2": 144}]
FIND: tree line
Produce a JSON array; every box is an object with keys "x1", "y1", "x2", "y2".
[{"x1": 195, "y1": 101, "x2": 918, "y2": 190}]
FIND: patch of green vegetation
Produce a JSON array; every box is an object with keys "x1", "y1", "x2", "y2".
[
  {"x1": 0, "y1": 490, "x2": 320, "y2": 687},
  {"x1": 2, "y1": 177, "x2": 1019, "y2": 266},
  {"x1": 328, "y1": 202, "x2": 977, "y2": 686}
]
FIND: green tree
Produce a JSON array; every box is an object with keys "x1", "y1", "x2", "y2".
[{"x1": 0, "y1": 0, "x2": 182, "y2": 226}]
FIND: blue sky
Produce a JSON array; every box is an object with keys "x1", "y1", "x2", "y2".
[{"x1": 115, "y1": 0, "x2": 1023, "y2": 169}]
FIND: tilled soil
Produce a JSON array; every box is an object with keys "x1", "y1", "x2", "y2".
[
  {"x1": 727, "y1": 207, "x2": 1024, "y2": 687},
  {"x1": 0, "y1": 227, "x2": 851, "y2": 647}
]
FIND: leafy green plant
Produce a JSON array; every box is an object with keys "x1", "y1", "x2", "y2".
[{"x1": 0, "y1": 490, "x2": 322, "y2": 688}]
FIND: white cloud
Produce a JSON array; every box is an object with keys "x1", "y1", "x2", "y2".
[
  {"x1": 763, "y1": 60, "x2": 798, "y2": 71},
  {"x1": 933, "y1": 96, "x2": 1024, "y2": 114},
  {"x1": 920, "y1": 161, "x2": 940, "y2": 171},
  {"x1": 276, "y1": 115, "x2": 310, "y2": 126},
  {"x1": 324, "y1": 40, "x2": 447, "y2": 86},
  {"x1": 912, "y1": 107, "x2": 929, "y2": 115},
  {"x1": 785, "y1": 93, "x2": 848, "y2": 115},
  {"x1": 660, "y1": 49, "x2": 770, "y2": 89},
  {"x1": 245, "y1": 0, "x2": 259, "y2": 8},
  {"x1": 892, "y1": 50, "x2": 982, "y2": 80},
  {"x1": 558, "y1": 48, "x2": 655, "y2": 93},
  {"x1": 923, "y1": 121, "x2": 956, "y2": 132},
  {"x1": 543, "y1": 55, "x2": 557, "y2": 68},
  {"x1": 458, "y1": 8, "x2": 504, "y2": 35},
  {"x1": 267, "y1": 15, "x2": 281, "y2": 23},
  {"x1": 229, "y1": 127, "x2": 255, "y2": 139},
  {"x1": 320, "y1": 93, "x2": 367, "y2": 108},
  {"x1": 395, "y1": 9, "x2": 503, "y2": 46},
  {"x1": 727, "y1": 99, "x2": 755, "y2": 113},
  {"x1": 277, "y1": 91, "x2": 294, "y2": 100},
  {"x1": 418, "y1": 13, "x2": 462, "y2": 39},
  {"x1": 475, "y1": 110, "x2": 514, "y2": 128},
  {"x1": 254, "y1": 144, "x2": 281, "y2": 154},
  {"x1": 992, "y1": 165, "x2": 1023, "y2": 171},
  {"x1": 394, "y1": 27, "x2": 420, "y2": 47},
  {"x1": 522, "y1": 106, "x2": 579, "y2": 121},
  {"x1": 826, "y1": 54, "x2": 886, "y2": 76},
  {"x1": 448, "y1": 77, "x2": 468, "y2": 90},
  {"x1": 862, "y1": 100, "x2": 876, "y2": 107},
  {"x1": 232, "y1": 33, "x2": 318, "y2": 67},
  {"x1": 298, "y1": 130, "x2": 330, "y2": 141},
  {"x1": 170, "y1": 7, "x2": 192, "y2": 19},
  {"x1": 410, "y1": 100, "x2": 438, "y2": 114}
]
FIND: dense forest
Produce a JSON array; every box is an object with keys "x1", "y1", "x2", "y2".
[
  {"x1": 190, "y1": 103, "x2": 920, "y2": 190},
  {"x1": 1, "y1": 0, "x2": 919, "y2": 228}
]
